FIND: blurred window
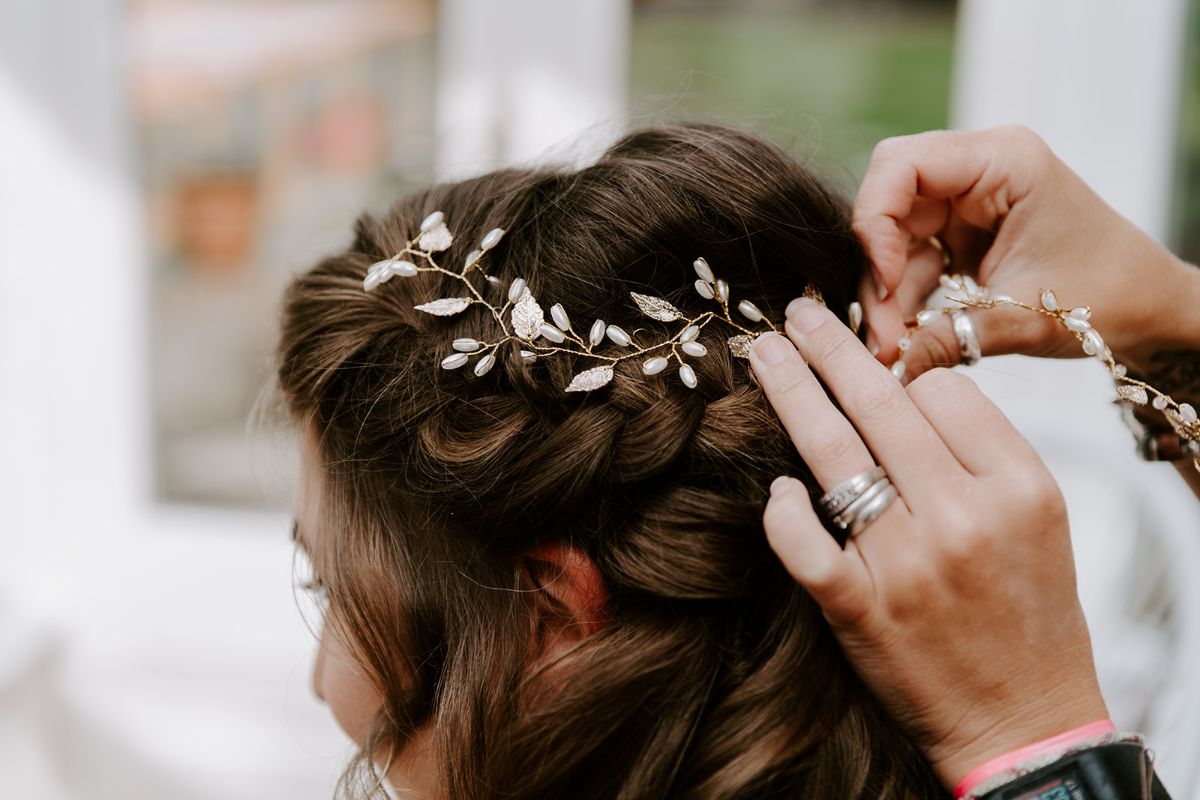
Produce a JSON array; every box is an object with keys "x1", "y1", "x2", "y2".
[
  {"x1": 129, "y1": 0, "x2": 436, "y2": 508},
  {"x1": 630, "y1": 0, "x2": 957, "y2": 178}
]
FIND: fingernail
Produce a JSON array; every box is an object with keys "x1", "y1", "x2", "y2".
[
  {"x1": 872, "y1": 266, "x2": 889, "y2": 301},
  {"x1": 751, "y1": 331, "x2": 792, "y2": 364},
  {"x1": 785, "y1": 295, "x2": 810, "y2": 317},
  {"x1": 788, "y1": 300, "x2": 825, "y2": 333},
  {"x1": 770, "y1": 475, "x2": 797, "y2": 496}
]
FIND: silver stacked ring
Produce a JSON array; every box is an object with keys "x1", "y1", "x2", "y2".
[
  {"x1": 817, "y1": 466, "x2": 886, "y2": 518},
  {"x1": 819, "y1": 466, "x2": 899, "y2": 538},
  {"x1": 950, "y1": 310, "x2": 982, "y2": 366}
]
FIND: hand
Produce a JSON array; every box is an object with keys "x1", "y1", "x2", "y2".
[
  {"x1": 748, "y1": 298, "x2": 1109, "y2": 790},
  {"x1": 853, "y1": 125, "x2": 1200, "y2": 378}
]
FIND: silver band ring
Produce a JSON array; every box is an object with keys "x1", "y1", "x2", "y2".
[
  {"x1": 818, "y1": 466, "x2": 887, "y2": 517},
  {"x1": 951, "y1": 310, "x2": 982, "y2": 366},
  {"x1": 831, "y1": 477, "x2": 892, "y2": 530},
  {"x1": 848, "y1": 482, "x2": 898, "y2": 537}
]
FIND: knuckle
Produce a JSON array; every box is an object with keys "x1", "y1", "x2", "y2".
[
  {"x1": 849, "y1": 376, "x2": 909, "y2": 428},
  {"x1": 806, "y1": 426, "x2": 863, "y2": 469},
  {"x1": 907, "y1": 366, "x2": 978, "y2": 407}
]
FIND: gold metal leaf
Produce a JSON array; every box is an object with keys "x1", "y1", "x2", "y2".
[
  {"x1": 511, "y1": 288, "x2": 544, "y2": 339},
  {"x1": 1116, "y1": 385, "x2": 1149, "y2": 406},
  {"x1": 727, "y1": 334, "x2": 753, "y2": 359},
  {"x1": 629, "y1": 291, "x2": 683, "y2": 322},
  {"x1": 418, "y1": 223, "x2": 454, "y2": 252},
  {"x1": 414, "y1": 297, "x2": 472, "y2": 316},
  {"x1": 802, "y1": 283, "x2": 826, "y2": 306},
  {"x1": 565, "y1": 365, "x2": 614, "y2": 392}
]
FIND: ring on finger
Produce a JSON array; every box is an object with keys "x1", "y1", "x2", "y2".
[
  {"x1": 950, "y1": 310, "x2": 982, "y2": 366},
  {"x1": 817, "y1": 465, "x2": 887, "y2": 517},
  {"x1": 831, "y1": 476, "x2": 892, "y2": 530},
  {"x1": 848, "y1": 482, "x2": 898, "y2": 537}
]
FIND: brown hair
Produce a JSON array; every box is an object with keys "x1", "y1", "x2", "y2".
[{"x1": 277, "y1": 123, "x2": 944, "y2": 799}]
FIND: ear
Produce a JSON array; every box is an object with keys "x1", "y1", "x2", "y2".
[{"x1": 522, "y1": 542, "x2": 608, "y2": 656}]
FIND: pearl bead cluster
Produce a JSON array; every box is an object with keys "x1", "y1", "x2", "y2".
[
  {"x1": 924, "y1": 274, "x2": 1199, "y2": 474},
  {"x1": 362, "y1": 211, "x2": 786, "y2": 393}
]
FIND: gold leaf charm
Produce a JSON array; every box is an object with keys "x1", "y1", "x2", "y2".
[
  {"x1": 630, "y1": 292, "x2": 683, "y2": 322},
  {"x1": 727, "y1": 334, "x2": 753, "y2": 359},
  {"x1": 414, "y1": 297, "x2": 472, "y2": 316},
  {"x1": 565, "y1": 365, "x2": 614, "y2": 392},
  {"x1": 511, "y1": 288, "x2": 544, "y2": 340},
  {"x1": 1116, "y1": 385, "x2": 1148, "y2": 405},
  {"x1": 418, "y1": 223, "x2": 454, "y2": 252},
  {"x1": 802, "y1": 283, "x2": 826, "y2": 306}
]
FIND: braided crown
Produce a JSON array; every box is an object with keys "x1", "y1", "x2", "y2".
[{"x1": 363, "y1": 211, "x2": 844, "y2": 393}]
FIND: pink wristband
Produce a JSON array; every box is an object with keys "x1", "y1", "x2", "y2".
[{"x1": 953, "y1": 719, "x2": 1116, "y2": 799}]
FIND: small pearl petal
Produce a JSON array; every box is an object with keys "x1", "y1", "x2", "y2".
[
  {"x1": 538, "y1": 323, "x2": 566, "y2": 343},
  {"x1": 962, "y1": 275, "x2": 980, "y2": 296},
  {"x1": 917, "y1": 309, "x2": 940, "y2": 327},
  {"x1": 464, "y1": 250, "x2": 482, "y2": 269},
  {"x1": 441, "y1": 352, "x2": 469, "y2": 369},
  {"x1": 679, "y1": 363, "x2": 698, "y2": 388},
  {"x1": 891, "y1": 361, "x2": 906, "y2": 380},
  {"x1": 1064, "y1": 317, "x2": 1091, "y2": 333},
  {"x1": 1152, "y1": 394, "x2": 1169, "y2": 411},
  {"x1": 363, "y1": 271, "x2": 383, "y2": 292},
  {"x1": 992, "y1": 294, "x2": 1014, "y2": 303},
  {"x1": 473, "y1": 354, "x2": 496, "y2": 376},
  {"x1": 1082, "y1": 330, "x2": 1105, "y2": 356},
  {"x1": 486, "y1": 275, "x2": 501, "y2": 285},
  {"x1": 419, "y1": 211, "x2": 444, "y2": 233},
  {"x1": 848, "y1": 301, "x2": 863, "y2": 333},
  {"x1": 606, "y1": 325, "x2": 632, "y2": 347},
  {"x1": 508, "y1": 278, "x2": 527, "y2": 304},
  {"x1": 1040, "y1": 289, "x2": 1059, "y2": 311},
  {"x1": 391, "y1": 260, "x2": 419, "y2": 277},
  {"x1": 693, "y1": 257, "x2": 715, "y2": 283},
  {"x1": 694, "y1": 279, "x2": 715, "y2": 300},
  {"x1": 680, "y1": 324, "x2": 700, "y2": 342},
  {"x1": 939, "y1": 275, "x2": 962, "y2": 291},
  {"x1": 642, "y1": 356, "x2": 669, "y2": 375},
  {"x1": 1069, "y1": 306, "x2": 1091, "y2": 321},
  {"x1": 1181, "y1": 403, "x2": 1198, "y2": 424},
  {"x1": 737, "y1": 299, "x2": 763, "y2": 322},
  {"x1": 519, "y1": 349, "x2": 537, "y2": 363},
  {"x1": 716, "y1": 279, "x2": 730, "y2": 303},
  {"x1": 453, "y1": 338, "x2": 482, "y2": 352},
  {"x1": 589, "y1": 319, "x2": 606, "y2": 347},
  {"x1": 480, "y1": 227, "x2": 505, "y2": 251},
  {"x1": 681, "y1": 341, "x2": 707, "y2": 357},
  {"x1": 550, "y1": 303, "x2": 571, "y2": 331},
  {"x1": 897, "y1": 336, "x2": 911, "y2": 352}
]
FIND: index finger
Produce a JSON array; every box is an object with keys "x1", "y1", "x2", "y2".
[{"x1": 852, "y1": 126, "x2": 1039, "y2": 290}]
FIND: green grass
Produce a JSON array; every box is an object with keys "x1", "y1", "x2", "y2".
[{"x1": 629, "y1": 7, "x2": 957, "y2": 184}]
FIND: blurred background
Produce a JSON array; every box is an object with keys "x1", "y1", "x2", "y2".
[{"x1": 2, "y1": 0, "x2": 1200, "y2": 797}]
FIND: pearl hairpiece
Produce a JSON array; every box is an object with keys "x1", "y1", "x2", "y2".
[
  {"x1": 900, "y1": 274, "x2": 1200, "y2": 474},
  {"x1": 362, "y1": 211, "x2": 848, "y2": 393}
]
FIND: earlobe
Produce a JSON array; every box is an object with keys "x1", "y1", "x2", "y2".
[{"x1": 523, "y1": 542, "x2": 608, "y2": 643}]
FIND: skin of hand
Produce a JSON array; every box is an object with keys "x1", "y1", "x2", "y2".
[
  {"x1": 748, "y1": 299, "x2": 1109, "y2": 790},
  {"x1": 853, "y1": 125, "x2": 1200, "y2": 379}
]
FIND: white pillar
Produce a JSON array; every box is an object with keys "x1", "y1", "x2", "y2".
[
  {"x1": 434, "y1": 0, "x2": 630, "y2": 179},
  {"x1": 953, "y1": 4, "x2": 1200, "y2": 796}
]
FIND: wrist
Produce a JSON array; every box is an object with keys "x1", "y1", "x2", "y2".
[
  {"x1": 1119, "y1": 245, "x2": 1200, "y2": 374},
  {"x1": 924, "y1": 692, "x2": 1109, "y2": 791}
]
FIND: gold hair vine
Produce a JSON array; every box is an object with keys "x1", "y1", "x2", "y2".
[
  {"x1": 903, "y1": 274, "x2": 1200, "y2": 474},
  {"x1": 362, "y1": 211, "x2": 838, "y2": 393}
]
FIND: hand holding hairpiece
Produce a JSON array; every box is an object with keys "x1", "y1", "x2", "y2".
[
  {"x1": 363, "y1": 211, "x2": 792, "y2": 392},
  {"x1": 897, "y1": 274, "x2": 1200, "y2": 474}
]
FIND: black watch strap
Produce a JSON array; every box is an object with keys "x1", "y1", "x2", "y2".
[{"x1": 978, "y1": 742, "x2": 1169, "y2": 800}]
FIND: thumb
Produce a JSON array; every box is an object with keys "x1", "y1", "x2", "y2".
[{"x1": 899, "y1": 301, "x2": 1062, "y2": 381}]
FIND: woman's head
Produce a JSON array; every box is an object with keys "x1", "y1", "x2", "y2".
[{"x1": 278, "y1": 123, "x2": 941, "y2": 798}]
